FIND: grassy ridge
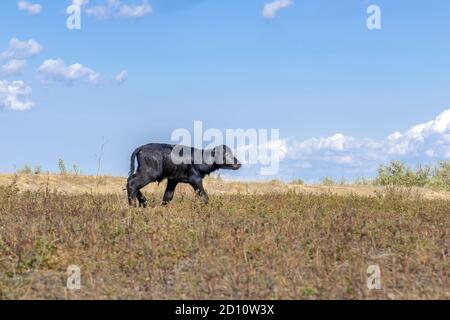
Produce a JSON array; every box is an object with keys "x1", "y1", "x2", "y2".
[
  {"x1": 0, "y1": 181, "x2": 448, "y2": 299},
  {"x1": 1, "y1": 173, "x2": 450, "y2": 200}
]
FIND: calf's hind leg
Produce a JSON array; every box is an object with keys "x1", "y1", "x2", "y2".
[{"x1": 127, "y1": 172, "x2": 157, "y2": 207}]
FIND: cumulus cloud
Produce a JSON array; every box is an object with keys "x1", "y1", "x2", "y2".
[
  {"x1": 17, "y1": 1, "x2": 42, "y2": 15},
  {"x1": 384, "y1": 110, "x2": 450, "y2": 158},
  {"x1": 262, "y1": 0, "x2": 293, "y2": 19},
  {"x1": 237, "y1": 138, "x2": 287, "y2": 163},
  {"x1": 0, "y1": 38, "x2": 43, "y2": 61},
  {"x1": 232, "y1": 109, "x2": 450, "y2": 181},
  {"x1": 1, "y1": 59, "x2": 27, "y2": 76},
  {"x1": 0, "y1": 80, "x2": 34, "y2": 111},
  {"x1": 37, "y1": 59, "x2": 100, "y2": 86},
  {"x1": 115, "y1": 70, "x2": 128, "y2": 85},
  {"x1": 86, "y1": 0, "x2": 152, "y2": 20},
  {"x1": 283, "y1": 109, "x2": 450, "y2": 170}
]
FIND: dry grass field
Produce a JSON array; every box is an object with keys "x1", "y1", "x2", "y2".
[{"x1": 0, "y1": 173, "x2": 448, "y2": 299}]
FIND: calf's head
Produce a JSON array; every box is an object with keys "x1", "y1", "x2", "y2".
[{"x1": 211, "y1": 145, "x2": 241, "y2": 170}]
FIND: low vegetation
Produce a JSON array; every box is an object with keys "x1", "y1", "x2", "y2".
[
  {"x1": 0, "y1": 177, "x2": 448, "y2": 299},
  {"x1": 311, "y1": 161, "x2": 450, "y2": 191},
  {"x1": 375, "y1": 160, "x2": 450, "y2": 191},
  {"x1": 14, "y1": 160, "x2": 450, "y2": 192},
  {"x1": 16, "y1": 159, "x2": 82, "y2": 177}
]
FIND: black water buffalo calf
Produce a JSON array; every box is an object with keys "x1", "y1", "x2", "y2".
[{"x1": 127, "y1": 143, "x2": 241, "y2": 207}]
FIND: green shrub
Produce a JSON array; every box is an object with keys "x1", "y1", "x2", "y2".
[
  {"x1": 375, "y1": 161, "x2": 431, "y2": 188},
  {"x1": 290, "y1": 179, "x2": 305, "y2": 185},
  {"x1": 321, "y1": 176, "x2": 335, "y2": 186},
  {"x1": 58, "y1": 159, "x2": 67, "y2": 175},
  {"x1": 428, "y1": 161, "x2": 450, "y2": 191},
  {"x1": 352, "y1": 177, "x2": 374, "y2": 186},
  {"x1": 17, "y1": 165, "x2": 33, "y2": 175}
]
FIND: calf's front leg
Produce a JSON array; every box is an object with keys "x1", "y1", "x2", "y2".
[
  {"x1": 188, "y1": 176, "x2": 209, "y2": 204},
  {"x1": 136, "y1": 190, "x2": 147, "y2": 208},
  {"x1": 161, "y1": 179, "x2": 178, "y2": 205}
]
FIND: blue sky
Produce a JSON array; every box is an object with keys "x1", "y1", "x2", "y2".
[{"x1": 1, "y1": 0, "x2": 450, "y2": 181}]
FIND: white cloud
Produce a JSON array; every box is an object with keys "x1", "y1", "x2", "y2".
[
  {"x1": 18, "y1": 1, "x2": 42, "y2": 15},
  {"x1": 115, "y1": 70, "x2": 128, "y2": 85},
  {"x1": 0, "y1": 38, "x2": 43, "y2": 61},
  {"x1": 86, "y1": 5, "x2": 110, "y2": 19},
  {"x1": 86, "y1": 0, "x2": 152, "y2": 20},
  {"x1": 0, "y1": 80, "x2": 34, "y2": 111},
  {"x1": 1, "y1": 59, "x2": 27, "y2": 76},
  {"x1": 262, "y1": 0, "x2": 293, "y2": 19},
  {"x1": 384, "y1": 109, "x2": 450, "y2": 157},
  {"x1": 285, "y1": 109, "x2": 450, "y2": 167},
  {"x1": 228, "y1": 110, "x2": 450, "y2": 181},
  {"x1": 118, "y1": 1, "x2": 152, "y2": 18},
  {"x1": 37, "y1": 59, "x2": 100, "y2": 86}
]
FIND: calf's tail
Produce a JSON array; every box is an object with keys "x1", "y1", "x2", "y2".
[{"x1": 129, "y1": 146, "x2": 142, "y2": 177}]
